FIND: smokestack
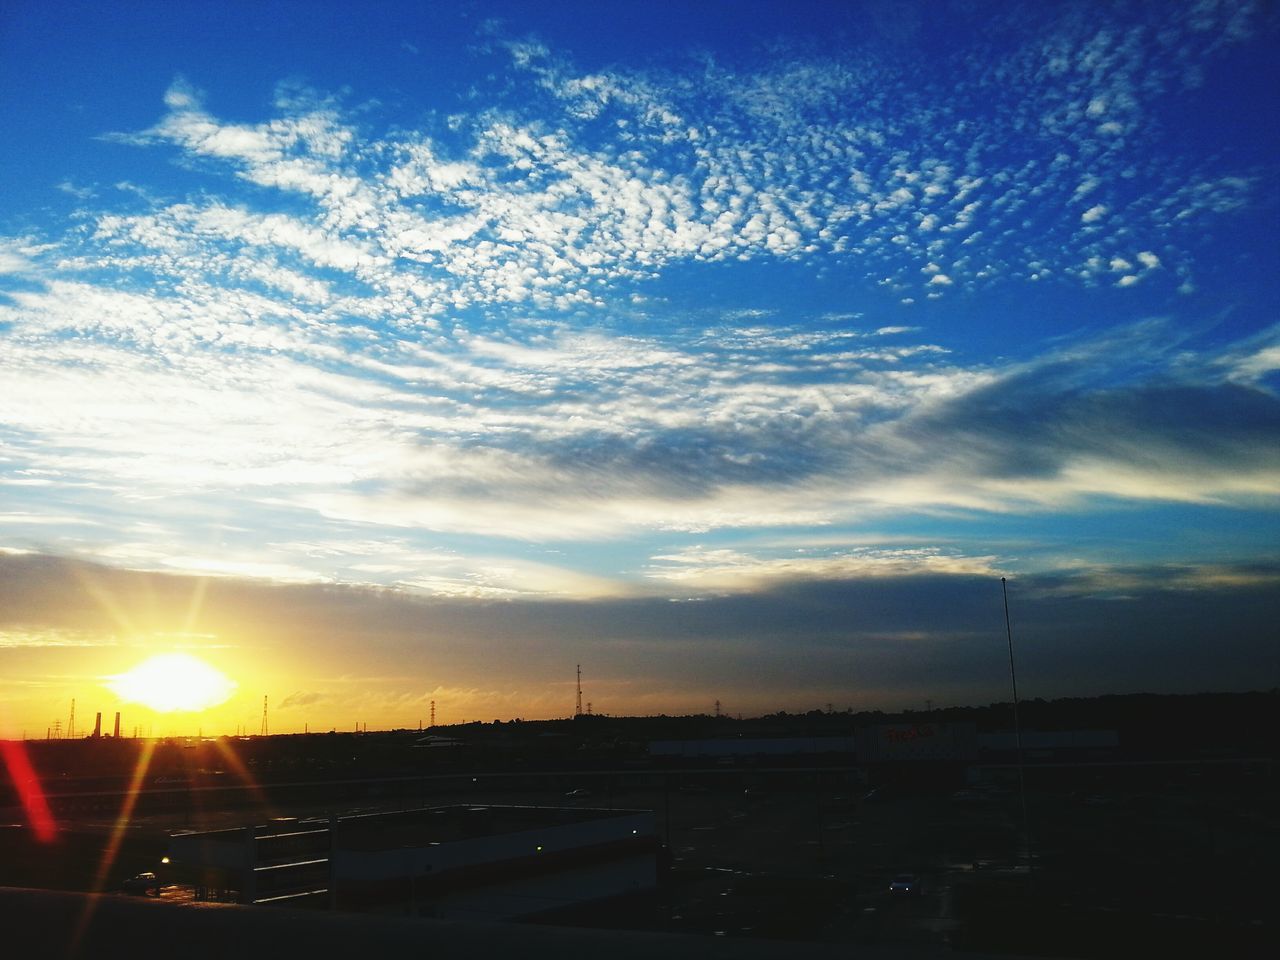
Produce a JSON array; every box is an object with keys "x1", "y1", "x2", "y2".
[
  {"x1": 92, "y1": 713, "x2": 102, "y2": 738},
  {"x1": 113, "y1": 712, "x2": 121, "y2": 738}
]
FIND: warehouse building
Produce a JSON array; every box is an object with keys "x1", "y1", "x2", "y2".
[{"x1": 167, "y1": 804, "x2": 659, "y2": 920}]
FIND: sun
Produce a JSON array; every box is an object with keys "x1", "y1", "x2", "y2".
[{"x1": 106, "y1": 653, "x2": 237, "y2": 713}]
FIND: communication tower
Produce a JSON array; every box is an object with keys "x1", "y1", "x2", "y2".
[
  {"x1": 430, "y1": 700, "x2": 436, "y2": 727},
  {"x1": 575, "y1": 664, "x2": 583, "y2": 717}
]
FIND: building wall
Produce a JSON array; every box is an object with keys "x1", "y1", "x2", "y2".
[
  {"x1": 169, "y1": 806, "x2": 659, "y2": 914},
  {"x1": 648, "y1": 737, "x2": 854, "y2": 757},
  {"x1": 333, "y1": 809, "x2": 659, "y2": 917},
  {"x1": 347, "y1": 852, "x2": 657, "y2": 920},
  {"x1": 855, "y1": 722, "x2": 978, "y2": 762}
]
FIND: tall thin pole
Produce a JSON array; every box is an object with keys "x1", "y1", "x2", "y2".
[
  {"x1": 575, "y1": 664, "x2": 583, "y2": 718},
  {"x1": 1002, "y1": 577, "x2": 1032, "y2": 872}
]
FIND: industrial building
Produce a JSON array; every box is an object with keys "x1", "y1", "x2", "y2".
[{"x1": 167, "y1": 804, "x2": 660, "y2": 920}]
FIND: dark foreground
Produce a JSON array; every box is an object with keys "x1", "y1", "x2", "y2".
[{"x1": 0, "y1": 886, "x2": 985, "y2": 960}]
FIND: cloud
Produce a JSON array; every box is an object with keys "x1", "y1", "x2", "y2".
[
  {"x1": 645, "y1": 545, "x2": 999, "y2": 593},
  {"x1": 280, "y1": 690, "x2": 326, "y2": 709},
  {"x1": 20, "y1": 0, "x2": 1249, "y2": 334},
  {"x1": 876, "y1": 340, "x2": 1280, "y2": 510},
  {"x1": 0, "y1": 1, "x2": 1274, "y2": 606},
  {"x1": 0, "y1": 552, "x2": 1274, "y2": 718},
  {"x1": 0, "y1": 628, "x2": 115, "y2": 649},
  {"x1": 56, "y1": 181, "x2": 95, "y2": 200}
]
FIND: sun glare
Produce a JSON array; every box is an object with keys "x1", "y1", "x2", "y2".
[{"x1": 106, "y1": 653, "x2": 237, "y2": 712}]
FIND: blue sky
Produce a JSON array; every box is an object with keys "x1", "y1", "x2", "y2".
[{"x1": 1, "y1": 1, "x2": 1277, "y2": 733}]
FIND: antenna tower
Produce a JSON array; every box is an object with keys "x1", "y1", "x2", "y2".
[
  {"x1": 575, "y1": 664, "x2": 583, "y2": 717},
  {"x1": 68, "y1": 699, "x2": 76, "y2": 739},
  {"x1": 260, "y1": 695, "x2": 268, "y2": 737},
  {"x1": 430, "y1": 700, "x2": 436, "y2": 727}
]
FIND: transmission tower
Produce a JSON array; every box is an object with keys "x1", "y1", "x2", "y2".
[
  {"x1": 260, "y1": 695, "x2": 268, "y2": 736},
  {"x1": 575, "y1": 664, "x2": 583, "y2": 717}
]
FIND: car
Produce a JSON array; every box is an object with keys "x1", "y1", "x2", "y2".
[
  {"x1": 121, "y1": 872, "x2": 160, "y2": 896},
  {"x1": 887, "y1": 873, "x2": 919, "y2": 896}
]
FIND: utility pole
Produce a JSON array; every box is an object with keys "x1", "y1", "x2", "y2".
[{"x1": 1002, "y1": 577, "x2": 1032, "y2": 873}]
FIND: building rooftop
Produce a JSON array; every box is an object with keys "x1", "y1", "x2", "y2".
[{"x1": 335, "y1": 804, "x2": 646, "y2": 851}]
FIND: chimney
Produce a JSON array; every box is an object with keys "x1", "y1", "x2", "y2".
[
  {"x1": 92, "y1": 713, "x2": 102, "y2": 738},
  {"x1": 113, "y1": 712, "x2": 121, "y2": 738}
]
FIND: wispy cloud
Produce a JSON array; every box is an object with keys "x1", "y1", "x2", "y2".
[
  {"x1": 0, "y1": 1, "x2": 1275, "y2": 602},
  {"x1": 646, "y1": 544, "x2": 1000, "y2": 593}
]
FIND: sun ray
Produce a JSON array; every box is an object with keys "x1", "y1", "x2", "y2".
[
  {"x1": 180, "y1": 576, "x2": 210, "y2": 638},
  {"x1": 70, "y1": 563, "x2": 141, "y2": 641},
  {"x1": 211, "y1": 737, "x2": 276, "y2": 818},
  {"x1": 71, "y1": 738, "x2": 157, "y2": 953}
]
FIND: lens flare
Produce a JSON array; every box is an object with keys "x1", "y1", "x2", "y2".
[
  {"x1": 0, "y1": 739, "x2": 57, "y2": 842},
  {"x1": 106, "y1": 653, "x2": 236, "y2": 712}
]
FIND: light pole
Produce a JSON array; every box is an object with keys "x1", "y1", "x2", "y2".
[{"x1": 1001, "y1": 576, "x2": 1032, "y2": 873}]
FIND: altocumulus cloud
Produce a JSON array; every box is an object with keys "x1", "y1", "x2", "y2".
[{"x1": 0, "y1": 0, "x2": 1276, "y2": 606}]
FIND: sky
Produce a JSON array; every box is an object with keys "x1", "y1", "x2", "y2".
[{"x1": 1, "y1": 0, "x2": 1278, "y2": 738}]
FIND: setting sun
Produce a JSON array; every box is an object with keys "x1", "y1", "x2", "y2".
[{"x1": 105, "y1": 653, "x2": 237, "y2": 713}]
